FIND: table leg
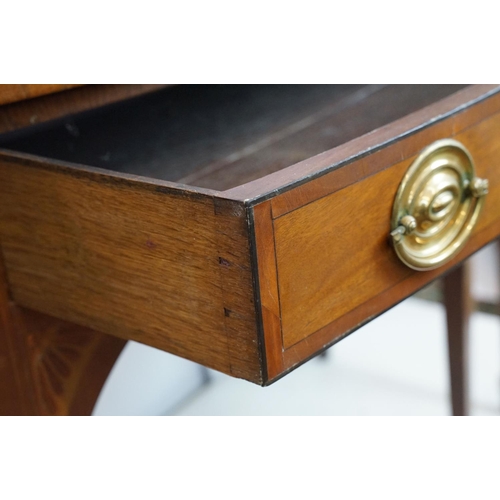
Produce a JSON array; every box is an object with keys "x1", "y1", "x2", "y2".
[
  {"x1": 0, "y1": 257, "x2": 125, "y2": 416},
  {"x1": 442, "y1": 261, "x2": 471, "y2": 416}
]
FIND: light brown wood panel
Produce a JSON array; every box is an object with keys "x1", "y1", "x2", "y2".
[
  {"x1": 0, "y1": 153, "x2": 261, "y2": 382},
  {"x1": 253, "y1": 202, "x2": 284, "y2": 381},
  {"x1": 269, "y1": 108, "x2": 500, "y2": 356},
  {"x1": 283, "y1": 216, "x2": 500, "y2": 373},
  {"x1": 0, "y1": 84, "x2": 82, "y2": 106},
  {"x1": 274, "y1": 161, "x2": 412, "y2": 348}
]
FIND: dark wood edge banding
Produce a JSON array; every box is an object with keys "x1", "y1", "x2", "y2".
[{"x1": 247, "y1": 206, "x2": 268, "y2": 384}]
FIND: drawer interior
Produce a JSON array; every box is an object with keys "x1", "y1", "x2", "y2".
[{"x1": 0, "y1": 84, "x2": 466, "y2": 191}]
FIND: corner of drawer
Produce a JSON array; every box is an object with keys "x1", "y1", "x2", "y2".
[{"x1": 213, "y1": 197, "x2": 266, "y2": 385}]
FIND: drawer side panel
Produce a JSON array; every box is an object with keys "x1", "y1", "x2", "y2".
[{"x1": 0, "y1": 156, "x2": 262, "y2": 382}]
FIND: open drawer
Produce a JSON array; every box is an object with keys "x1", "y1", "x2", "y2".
[{"x1": 0, "y1": 84, "x2": 499, "y2": 385}]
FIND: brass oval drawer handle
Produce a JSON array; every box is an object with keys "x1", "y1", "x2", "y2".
[{"x1": 390, "y1": 139, "x2": 488, "y2": 271}]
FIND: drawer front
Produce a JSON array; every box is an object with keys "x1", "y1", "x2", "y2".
[{"x1": 254, "y1": 91, "x2": 500, "y2": 382}]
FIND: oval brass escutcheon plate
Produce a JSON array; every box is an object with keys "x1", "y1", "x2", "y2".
[{"x1": 390, "y1": 139, "x2": 488, "y2": 271}]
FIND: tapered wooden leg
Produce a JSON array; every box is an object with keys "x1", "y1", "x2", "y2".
[
  {"x1": 442, "y1": 262, "x2": 471, "y2": 416},
  {"x1": 1, "y1": 257, "x2": 126, "y2": 416}
]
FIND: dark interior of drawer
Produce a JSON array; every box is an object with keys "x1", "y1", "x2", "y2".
[{"x1": 0, "y1": 84, "x2": 466, "y2": 191}]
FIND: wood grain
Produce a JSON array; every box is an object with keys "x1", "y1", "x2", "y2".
[
  {"x1": 0, "y1": 255, "x2": 32, "y2": 415},
  {"x1": 0, "y1": 84, "x2": 168, "y2": 134},
  {"x1": 0, "y1": 84, "x2": 82, "y2": 106},
  {"x1": 10, "y1": 308, "x2": 126, "y2": 415},
  {"x1": 0, "y1": 153, "x2": 261, "y2": 383},
  {"x1": 252, "y1": 202, "x2": 284, "y2": 380},
  {"x1": 274, "y1": 162, "x2": 410, "y2": 348},
  {"x1": 259, "y1": 101, "x2": 500, "y2": 379},
  {"x1": 0, "y1": 251, "x2": 126, "y2": 415},
  {"x1": 282, "y1": 215, "x2": 500, "y2": 375},
  {"x1": 214, "y1": 198, "x2": 263, "y2": 382}
]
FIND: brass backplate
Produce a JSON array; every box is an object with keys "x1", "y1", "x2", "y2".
[{"x1": 390, "y1": 139, "x2": 488, "y2": 271}]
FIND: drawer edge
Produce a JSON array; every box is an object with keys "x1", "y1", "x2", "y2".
[{"x1": 0, "y1": 154, "x2": 264, "y2": 384}]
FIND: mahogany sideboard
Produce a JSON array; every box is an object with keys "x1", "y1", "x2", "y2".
[{"x1": 0, "y1": 84, "x2": 498, "y2": 415}]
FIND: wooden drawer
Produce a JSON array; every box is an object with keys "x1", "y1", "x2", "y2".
[{"x1": 0, "y1": 84, "x2": 499, "y2": 385}]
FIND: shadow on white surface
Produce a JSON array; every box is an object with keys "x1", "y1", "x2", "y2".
[
  {"x1": 173, "y1": 298, "x2": 500, "y2": 415},
  {"x1": 93, "y1": 342, "x2": 206, "y2": 416}
]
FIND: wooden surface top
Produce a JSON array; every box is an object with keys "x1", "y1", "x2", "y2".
[{"x1": 0, "y1": 84, "x2": 83, "y2": 106}]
